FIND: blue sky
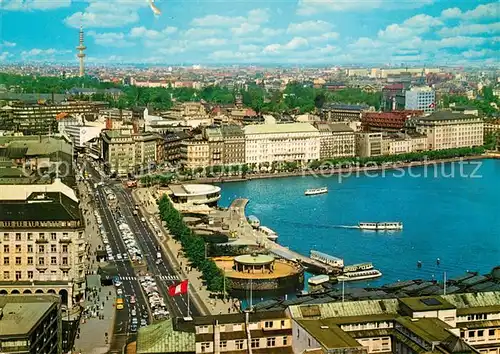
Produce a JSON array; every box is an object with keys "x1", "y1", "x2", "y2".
[{"x1": 1, "y1": 0, "x2": 499, "y2": 65}]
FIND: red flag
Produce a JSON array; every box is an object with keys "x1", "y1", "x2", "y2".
[{"x1": 169, "y1": 280, "x2": 188, "y2": 296}]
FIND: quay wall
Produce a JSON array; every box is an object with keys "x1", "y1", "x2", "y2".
[
  {"x1": 190, "y1": 155, "x2": 494, "y2": 184},
  {"x1": 227, "y1": 271, "x2": 304, "y2": 291}
]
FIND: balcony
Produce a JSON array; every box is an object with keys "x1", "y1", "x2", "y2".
[
  {"x1": 35, "y1": 238, "x2": 49, "y2": 244},
  {"x1": 36, "y1": 264, "x2": 48, "y2": 270},
  {"x1": 59, "y1": 237, "x2": 72, "y2": 244}
]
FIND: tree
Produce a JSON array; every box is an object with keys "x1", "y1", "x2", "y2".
[{"x1": 314, "y1": 93, "x2": 326, "y2": 109}]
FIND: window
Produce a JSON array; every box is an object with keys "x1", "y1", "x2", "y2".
[
  {"x1": 38, "y1": 245, "x2": 44, "y2": 253},
  {"x1": 15, "y1": 271, "x2": 21, "y2": 280},
  {"x1": 4, "y1": 257, "x2": 9, "y2": 265},
  {"x1": 469, "y1": 331, "x2": 475, "y2": 338},
  {"x1": 3, "y1": 271, "x2": 9, "y2": 280},
  {"x1": 27, "y1": 233, "x2": 33, "y2": 241},
  {"x1": 38, "y1": 257, "x2": 45, "y2": 265},
  {"x1": 220, "y1": 341, "x2": 227, "y2": 349},
  {"x1": 27, "y1": 245, "x2": 33, "y2": 253},
  {"x1": 15, "y1": 257, "x2": 21, "y2": 265},
  {"x1": 15, "y1": 245, "x2": 21, "y2": 253},
  {"x1": 478, "y1": 330, "x2": 484, "y2": 337},
  {"x1": 38, "y1": 233, "x2": 45, "y2": 240},
  {"x1": 198, "y1": 326, "x2": 209, "y2": 334},
  {"x1": 63, "y1": 271, "x2": 69, "y2": 277},
  {"x1": 264, "y1": 321, "x2": 274, "y2": 328},
  {"x1": 62, "y1": 257, "x2": 68, "y2": 265},
  {"x1": 62, "y1": 245, "x2": 68, "y2": 253},
  {"x1": 51, "y1": 257, "x2": 57, "y2": 265},
  {"x1": 27, "y1": 271, "x2": 33, "y2": 279},
  {"x1": 489, "y1": 329, "x2": 495, "y2": 336},
  {"x1": 235, "y1": 340, "x2": 244, "y2": 349},
  {"x1": 251, "y1": 339, "x2": 260, "y2": 348},
  {"x1": 27, "y1": 257, "x2": 33, "y2": 265},
  {"x1": 283, "y1": 336, "x2": 288, "y2": 346},
  {"x1": 3, "y1": 233, "x2": 9, "y2": 241},
  {"x1": 15, "y1": 233, "x2": 21, "y2": 241},
  {"x1": 4, "y1": 245, "x2": 9, "y2": 253},
  {"x1": 200, "y1": 342, "x2": 210, "y2": 352},
  {"x1": 51, "y1": 233, "x2": 57, "y2": 240},
  {"x1": 281, "y1": 320, "x2": 285, "y2": 327},
  {"x1": 267, "y1": 337, "x2": 276, "y2": 347},
  {"x1": 51, "y1": 245, "x2": 57, "y2": 253}
]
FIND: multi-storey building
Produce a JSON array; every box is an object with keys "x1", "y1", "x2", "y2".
[
  {"x1": 203, "y1": 127, "x2": 224, "y2": 166},
  {"x1": 382, "y1": 133, "x2": 428, "y2": 155},
  {"x1": 164, "y1": 132, "x2": 192, "y2": 165},
  {"x1": 314, "y1": 122, "x2": 355, "y2": 159},
  {"x1": 321, "y1": 104, "x2": 368, "y2": 122},
  {"x1": 362, "y1": 111, "x2": 424, "y2": 132},
  {"x1": 244, "y1": 123, "x2": 320, "y2": 166},
  {"x1": 0, "y1": 294, "x2": 62, "y2": 354},
  {"x1": 288, "y1": 291, "x2": 500, "y2": 354},
  {"x1": 193, "y1": 311, "x2": 293, "y2": 354},
  {"x1": 381, "y1": 84, "x2": 406, "y2": 112},
  {"x1": 101, "y1": 129, "x2": 159, "y2": 175},
  {"x1": 484, "y1": 120, "x2": 500, "y2": 136},
  {"x1": 163, "y1": 102, "x2": 212, "y2": 128},
  {"x1": 356, "y1": 132, "x2": 383, "y2": 157},
  {"x1": 0, "y1": 101, "x2": 107, "y2": 135},
  {"x1": 405, "y1": 87, "x2": 436, "y2": 114},
  {"x1": 180, "y1": 139, "x2": 210, "y2": 169},
  {"x1": 220, "y1": 125, "x2": 245, "y2": 165},
  {"x1": 415, "y1": 112, "x2": 484, "y2": 150},
  {"x1": 0, "y1": 179, "x2": 86, "y2": 307}
]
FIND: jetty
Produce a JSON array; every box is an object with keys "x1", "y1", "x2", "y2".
[{"x1": 227, "y1": 198, "x2": 335, "y2": 274}]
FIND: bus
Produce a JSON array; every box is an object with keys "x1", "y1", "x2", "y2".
[{"x1": 116, "y1": 297, "x2": 124, "y2": 310}]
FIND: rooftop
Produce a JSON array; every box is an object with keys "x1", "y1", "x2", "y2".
[
  {"x1": 396, "y1": 317, "x2": 453, "y2": 343},
  {"x1": 244, "y1": 123, "x2": 319, "y2": 135},
  {"x1": 136, "y1": 318, "x2": 195, "y2": 354},
  {"x1": 0, "y1": 294, "x2": 59, "y2": 337},
  {"x1": 296, "y1": 319, "x2": 362, "y2": 349},
  {"x1": 0, "y1": 178, "x2": 78, "y2": 202},
  {"x1": 399, "y1": 296, "x2": 456, "y2": 312},
  {"x1": 234, "y1": 254, "x2": 275, "y2": 265},
  {"x1": 168, "y1": 184, "x2": 221, "y2": 197},
  {"x1": 418, "y1": 111, "x2": 481, "y2": 122},
  {"x1": 193, "y1": 310, "x2": 287, "y2": 326}
]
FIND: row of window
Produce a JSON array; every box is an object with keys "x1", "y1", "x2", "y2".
[
  {"x1": 199, "y1": 336, "x2": 288, "y2": 352},
  {"x1": 3, "y1": 244, "x2": 69, "y2": 254},
  {"x1": 461, "y1": 329, "x2": 496, "y2": 340},
  {"x1": 3, "y1": 232, "x2": 71, "y2": 241},
  {"x1": 3, "y1": 256, "x2": 70, "y2": 266},
  {"x1": 3, "y1": 269, "x2": 69, "y2": 280}
]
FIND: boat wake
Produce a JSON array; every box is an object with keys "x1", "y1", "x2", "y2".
[{"x1": 334, "y1": 225, "x2": 361, "y2": 229}]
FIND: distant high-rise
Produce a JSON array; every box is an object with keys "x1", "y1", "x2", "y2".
[{"x1": 76, "y1": 26, "x2": 86, "y2": 77}]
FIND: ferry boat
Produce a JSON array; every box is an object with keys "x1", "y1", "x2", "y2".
[
  {"x1": 358, "y1": 222, "x2": 403, "y2": 231},
  {"x1": 257, "y1": 226, "x2": 278, "y2": 241},
  {"x1": 343, "y1": 262, "x2": 373, "y2": 273},
  {"x1": 308, "y1": 274, "x2": 330, "y2": 286},
  {"x1": 304, "y1": 187, "x2": 328, "y2": 196},
  {"x1": 335, "y1": 269, "x2": 382, "y2": 282},
  {"x1": 247, "y1": 215, "x2": 261, "y2": 229},
  {"x1": 310, "y1": 250, "x2": 344, "y2": 268}
]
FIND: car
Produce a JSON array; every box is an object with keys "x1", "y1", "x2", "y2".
[
  {"x1": 116, "y1": 254, "x2": 122, "y2": 260},
  {"x1": 114, "y1": 280, "x2": 122, "y2": 287},
  {"x1": 108, "y1": 255, "x2": 114, "y2": 261},
  {"x1": 130, "y1": 296, "x2": 136, "y2": 304},
  {"x1": 141, "y1": 217, "x2": 146, "y2": 222},
  {"x1": 131, "y1": 308, "x2": 136, "y2": 316},
  {"x1": 130, "y1": 324, "x2": 137, "y2": 332},
  {"x1": 117, "y1": 288, "x2": 123, "y2": 296},
  {"x1": 131, "y1": 317, "x2": 138, "y2": 324},
  {"x1": 140, "y1": 319, "x2": 147, "y2": 327},
  {"x1": 142, "y1": 312, "x2": 148, "y2": 319}
]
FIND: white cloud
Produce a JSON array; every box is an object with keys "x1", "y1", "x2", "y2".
[
  {"x1": 129, "y1": 26, "x2": 177, "y2": 39},
  {"x1": 231, "y1": 23, "x2": 261, "y2": 37},
  {"x1": 64, "y1": 0, "x2": 147, "y2": 28},
  {"x1": 297, "y1": 0, "x2": 434, "y2": 15},
  {"x1": 310, "y1": 32, "x2": 340, "y2": 42},
  {"x1": 198, "y1": 38, "x2": 227, "y2": 47},
  {"x1": 2, "y1": 0, "x2": 70, "y2": 11},
  {"x1": 287, "y1": 20, "x2": 333, "y2": 34},
  {"x1": 440, "y1": 2, "x2": 500, "y2": 20},
  {"x1": 239, "y1": 44, "x2": 260, "y2": 52},
  {"x1": 1, "y1": 41, "x2": 16, "y2": 47},
  {"x1": 21, "y1": 48, "x2": 71, "y2": 60},
  {"x1": 261, "y1": 28, "x2": 284, "y2": 37},
  {"x1": 378, "y1": 14, "x2": 442, "y2": 41},
  {"x1": 0, "y1": 52, "x2": 12, "y2": 61},
  {"x1": 191, "y1": 8, "x2": 269, "y2": 27},
  {"x1": 263, "y1": 37, "x2": 309, "y2": 54},
  {"x1": 209, "y1": 50, "x2": 258, "y2": 61},
  {"x1": 87, "y1": 31, "x2": 134, "y2": 48},
  {"x1": 438, "y1": 22, "x2": 500, "y2": 37},
  {"x1": 428, "y1": 36, "x2": 488, "y2": 49},
  {"x1": 182, "y1": 28, "x2": 222, "y2": 39}
]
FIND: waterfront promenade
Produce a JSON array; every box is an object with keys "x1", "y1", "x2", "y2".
[{"x1": 228, "y1": 198, "x2": 335, "y2": 274}]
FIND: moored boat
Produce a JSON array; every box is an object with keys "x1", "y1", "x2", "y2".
[
  {"x1": 358, "y1": 222, "x2": 403, "y2": 231},
  {"x1": 310, "y1": 250, "x2": 344, "y2": 268},
  {"x1": 305, "y1": 187, "x2": 328, "y2": 196},
  {"x1": 343, "y1": 262, "x2": 373, "y2": 273},
  {"x1": 257, "y1": 226, "x2": 278, "y2": 241},
  {"x1": 247, "y1": 215, "x2": 261, "y2": 229},
  {"x1": 308, "y1": 274, "x2": 330, "y2": 286},
  {"x1": 335, "y1": 269, "x2": 382, "y2": 282}
]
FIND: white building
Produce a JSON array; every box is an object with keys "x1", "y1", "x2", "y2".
[
  {"x1": 405, "y1": 86, "x2": 436, "y2": 114},
  {"x1": 244, "y1": 123, "x2": 320, "y2": 165}
]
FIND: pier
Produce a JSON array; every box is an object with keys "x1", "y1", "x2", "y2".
[{"x1": 227, "y1": 198, "x2": 335, "y2": 274}]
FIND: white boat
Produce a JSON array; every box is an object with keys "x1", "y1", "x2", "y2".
[
  {"x1": 247, "y1": 215, "x2": 261, "y2": 229},
  {"x1": 310, "y1": 250, "x2": 344, "y2": 268},
  {"x1": 358, "y1": 222, "x2": 403, "y2": 231},
  {"x1": 305, "y1": 187, "x2": 328, "y2": 196},
  {"x1": 308, "y1": 274, "x2": 330, "y2": 286},
  {"x1": 343, "y1": 262, "x2": 373, "y2": 273},
  {"x1": 336, "y1": 269, "x2": 382, "y2": 282},
  {"x1": 258, "y1": 226, "x2": 278, "y2": 241}
]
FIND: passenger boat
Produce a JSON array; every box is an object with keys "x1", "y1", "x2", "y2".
[
  {"x1": 358, "y1": 222, "x2": 403, "y2": 231},
  {"x1": 310, "y1": 250, "x2": 344, "y2": 268},
  {"x1": 257, "y1": 226, "x2": 278, "y2": 241},
  {"x1": 335, "y1": 269, "x2": 383, "y2": 282},
  {"x1": 247, "y1": 215, "x2": 261, "y2": 229},
  {"x1": 343, "y1": 262, "x2": 373, "y2": 273},
  {"x1": 304, "y1": 187, "x2": 328, "y2": 196},
  {"x1": 308, "y1": 274, "x2": 330, "y2": 286}
]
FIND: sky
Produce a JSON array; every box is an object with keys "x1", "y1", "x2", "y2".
[{"x1": 0, "y1": 0, "x2": 499, "y2": 66}]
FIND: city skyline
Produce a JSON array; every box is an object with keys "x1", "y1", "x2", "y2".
[{"x1": 0, "y1": 0, "x2": 499, "y2": 66}]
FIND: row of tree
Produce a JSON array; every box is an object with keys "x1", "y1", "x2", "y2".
[
  {"x1": 157, "y1": 195, "x2": 227, "y2": 293},
  {"x1": 442, "y1": 86, "x2": 499, "y2": 116}
]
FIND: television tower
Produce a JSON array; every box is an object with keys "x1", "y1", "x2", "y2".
[{"x1": 76, "y1": 26, "x2": 86, "y2": 77}]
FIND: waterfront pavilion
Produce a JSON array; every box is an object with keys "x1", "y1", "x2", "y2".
[{"x1": 234, "y1": 254, "x2": 275, "y2": 274}]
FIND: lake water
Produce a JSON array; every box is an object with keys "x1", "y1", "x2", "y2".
[{"x1": 218, "y1": 159, "x2": 500, "y2": 297}]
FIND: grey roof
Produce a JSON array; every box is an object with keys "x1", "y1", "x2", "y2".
[{"x1": 418, "y1": 111, "x2": 481, "y2": 121}]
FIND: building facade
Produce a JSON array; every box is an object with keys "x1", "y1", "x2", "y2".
[
  {"x1": 362, "y1": 111, "x2": 424, "y2": 132},
  {"x1": 382, "y1": 133, "x2": 428, "y2": 155},
  {"x1": 180, "y1": 139, "x2": 210, "y2": 169},
  {"x1": 164, "y1": 132, "x2": 191, "y2": 165},
  {"x1": 0, "y1": 180, "x2": 87, "y2": 307},
  {"x1": 244, "y1": 123, "x2": 320, "y2": 165},
  {"x1": 415, "y1": 112, "x2": 484, "y2": 150},
  {"x1": 356, "y1": 132, "x2": 383, "y2": 157},
  {"x1": 405, "y1": 87, "x2": 436, "y2": 114},
  {"x1": 221, "y1": 125, "x2": 245, "y2": 165},
  {"x1": 0, "y1": 294, "x2": 62, "y2": 354},
  {"x1": 314, "y1": 122, "x2": 355, "y2": 159},
  {"x1": 321, "y1": 104, "x2": 368, "y2": 122}
]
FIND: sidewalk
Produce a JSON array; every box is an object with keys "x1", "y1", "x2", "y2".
[
  {"x1": 133, "y1": 188, "x2": 240, "y2": 315},
  {"x1": 72, "y1": 285, "x2": 116, "y2": 354}
]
